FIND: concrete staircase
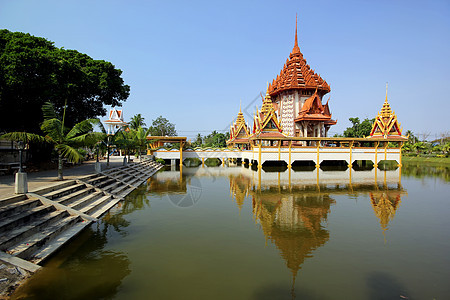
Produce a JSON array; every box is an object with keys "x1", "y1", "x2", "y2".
[{"x1": 0, "y1": 160, "x2": 162, "y2": 271}]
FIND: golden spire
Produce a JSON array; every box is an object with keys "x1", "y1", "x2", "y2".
[
  {"x1": 260, "y1": 83, "x2": 273, "y2": 114},
  {"x1": 380, "y1": 82, "x2": 393, "y2": 118}
]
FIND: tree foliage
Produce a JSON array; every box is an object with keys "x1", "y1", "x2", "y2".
[
  {"x1": 40, "y1": 102, "x2": 99, "y2": 179},
  {"x1": 129, "y1": 114, "x2": 146, "y2": 130},
  {"x1": 149, "y1": 116, "x2": 176, "y2": 136},
  {"x1": 343, "y1": 117, "x2": 375, "y2": 138},
  {"x1": 0, "y1": 30, "x2": 130, "y2": 133},
  {"x1": 202, "y1": 131, "x2": 229, "y2": 148}
]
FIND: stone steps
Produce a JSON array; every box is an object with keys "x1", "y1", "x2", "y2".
[
  {"x1": 0, "y1": 198, "x2": 42, "y2": 219},
  {"x1": 0, "y1": 160, "x2": 164, "y2": 270},
  {"x1": 30, "y1": 220, "x2": 92, "y2": 264},
  {"x1": 0, "y1": 210, "x2": 67, "y2": 250},
  {"x1": 68, "y1": 191, "x2": 105, "y2": 211},
  {"x1": 0, "y1": 203, "x2": 56, "y2": 234},
  {"x1": 55, "y1": 186, "x2": 96, "y2": 206},
  {"x1": 41, "y1": 182, "x2": 87, "y2": 200},
  {"x1": 6, "y1": 214, "x2": 81, "y2": 259}
]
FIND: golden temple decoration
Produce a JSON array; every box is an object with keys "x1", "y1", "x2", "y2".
[{"x1": 369, "y1": 84, "x2": 405, "y2": 139}]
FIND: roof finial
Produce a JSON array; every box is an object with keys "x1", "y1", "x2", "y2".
[
  {"x1": 385, "y1": 82, "x2": 388, "y2": 103},
  {"x1": 292, "y1": 13, "x2": 300, "y2": 54},
  {"x1": 239, "y1": 99, "x2": 242, "y2": 112}
]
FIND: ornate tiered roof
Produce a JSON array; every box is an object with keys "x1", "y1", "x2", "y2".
[
  {"x1": 268, "y1": 16, "x2": 330, "y2": 97},
  {"x1": 295, "y1": 90, "x2": 336, "y2": 125},
  {"x1": 228, "y1": 104, "x2": 250, "y2": 144},
  {"x1": 104, "y1": 107, "x2": 128, "y2": 135},
  {"x1": 369, "y1": 85, "x2": 406, "y2": 139},
  {"x1": 251, "y1": 88, "x2": 285, "y2": 139}
]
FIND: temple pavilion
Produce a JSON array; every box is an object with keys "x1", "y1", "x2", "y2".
[
  {"x1": 268, "y1": 16, "x2": 336, "y2": 138},
  {"x1": 227, "y1": 16, "x2": 336, "y2": 147}
]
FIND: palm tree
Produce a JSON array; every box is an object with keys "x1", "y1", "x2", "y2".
[
  {"x1": 95, "y1": 121, "x2": 123, "y2": 167},
  {"x1": 132, "y1": 126, "x2": 152, "y2": 161},
  {"x1": 129, "y1": 114, "x2": 146, "y2": 130},
  {"x1": 40, "y1": 102, "x2": 98, "y2": 180}
]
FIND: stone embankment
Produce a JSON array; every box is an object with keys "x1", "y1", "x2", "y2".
[{"x1": 0, "y1": 159, "x2": 162, "y2": 297}]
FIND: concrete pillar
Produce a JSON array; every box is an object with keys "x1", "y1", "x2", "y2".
[
  {"x1": 15, "y1": 172, "x2": 28, "y2": 194},
  {"x1": 95, "y1": 162, "x2": 102, "y2": 173},
  {"x1": 171, "y1": 159, "x2": 176, "y2": 167}
]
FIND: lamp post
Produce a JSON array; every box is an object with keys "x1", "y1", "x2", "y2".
[
  {"x1": 17, "y1": 141, "x2": 25, "y2": 172},
  {"x1": 95, "y1": 141, "x2": 102, "y2": 173},
  {"x1": 15, "y1": 141, "x2": 28, "y2": 194}
]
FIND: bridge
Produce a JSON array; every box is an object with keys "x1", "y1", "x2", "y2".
[{"x1": 149, "y1": 136, "x2": 405, "y2": 168}]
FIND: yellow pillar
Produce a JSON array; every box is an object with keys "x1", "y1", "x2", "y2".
[
  {"x1": 374, "y1": 141, "x2": 379, "y2": 168},
  {"x1": 374, "y1": 164, "x2": 378, "y2": 185},
  {"x1": 398, "y1": 142, "x2": 403, "y2": 167},
  {"x1": 202, "y1": 157, "x2": 204, "y2": 167},
  {"x1": 348, "y1": 141, "x2": 353, "y2": 168},
  {"x1": 316, "y1": 165, "x2": 320, "y2": 188},
  {"x1": 179, "y1": 141, "x2": 183, "y2": 167},
  {"x1": 384, "y1": 142, "x2": 388, "y2": 161},
  {"x1": 349, "y1": 164, "x2": 352, "y2": 186},
  {"x1": 288, "y1": 140, "x2": 292, "y2": 168},
  {"x1": 278, "y1": 140, "x2": 281, "y2": 161},
  {"x1": 258, "y1": 165, "x2": 261, "y2": 191},
  {"x1": 315, "y1": 142, "x2": 320, "y2": 168},
  {"x1": 258, "y1": 140, "x2": 262, "y2": 169}
]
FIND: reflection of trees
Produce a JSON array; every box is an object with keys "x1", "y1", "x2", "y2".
[
  {"x1": 101, "y1": 185, "x2": 150, "y2": 235},
  {"x1": 401, "y1": 163, "x2": 449, "y2": 182},
  {"x1": 13, "y1": 219, "x2": 131, "y2": 299},
  {"x1": 146, "y1": 175, "x2": 187, "y2": 194}
]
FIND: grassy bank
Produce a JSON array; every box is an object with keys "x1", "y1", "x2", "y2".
[{"x1": 402, "y1": 155, "x2": 450, "y2": 167}]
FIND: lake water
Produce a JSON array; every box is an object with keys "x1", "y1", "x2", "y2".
[{"x1": 12, "y1": 163, "x2": 450, "y2": 299}]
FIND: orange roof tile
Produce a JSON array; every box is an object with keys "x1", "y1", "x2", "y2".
[{"x1": 268, "y1": 16, "x2": 330, "y2": 97}]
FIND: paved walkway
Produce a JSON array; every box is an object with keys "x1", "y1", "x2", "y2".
[{"x1": 0, "y1": 156, "x2": 132, "y2": 201}]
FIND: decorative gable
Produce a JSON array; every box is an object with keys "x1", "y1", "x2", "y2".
[{"x1": 369, "y1": 88, "x2": 404, "y2": 139}]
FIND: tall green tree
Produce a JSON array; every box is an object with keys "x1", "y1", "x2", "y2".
[
  {"x1": 0, "y1": 30, "x2": 130, "y2": 133},
  {"x1": 115, "y1": 130, "x2": 136, "y2": 162},
  {"x1": 149, "y1": 116, "x2": 176, "y2": 136},
  {"x1": 129, "y1": 114, "x2": 146, "y2": 130},
  {"x1": 203, "y1": 131, "x2": 228, "y2": 148},
  {"x1": 132, "y1": 126, "x2": 152, "y2": 161},
  {"x1": 95, "y1": 121, "x2": 124, "y2": 167},
  {"x1": 343, "y1": 117, "x2": 375, "y2": 138},
  {"x1": 192, "y1": 133, "x2": 203, "y2": 147},
  {"x1": 40, "y1": 102, "x2": 99, "y2": 180}
]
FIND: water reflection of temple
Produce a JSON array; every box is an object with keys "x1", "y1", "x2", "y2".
[
  {"x1": 370, "y1": 190, "x2": 403, "y2": 241},
  {"x1": 252, "y1": 191, "x2": 333, "y2": 280},
  {"x1": 227, "y1": 167, "x2": 406, "y2": 282}
]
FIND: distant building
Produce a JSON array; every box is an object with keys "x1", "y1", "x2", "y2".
[{"x1": 104, "y1": 108, "x2": 128, "y2": 135}]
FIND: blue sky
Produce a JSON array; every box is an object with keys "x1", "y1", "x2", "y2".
[{"x1": 1, "y1": 0, "x2": 449, "y2": 140}]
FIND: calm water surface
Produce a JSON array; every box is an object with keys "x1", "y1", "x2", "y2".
[{"x1": 12, "y1": 164, "x2": 450, "y2": 299}]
